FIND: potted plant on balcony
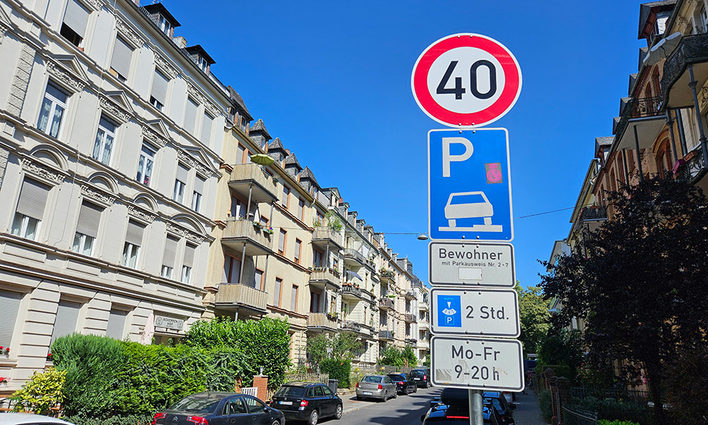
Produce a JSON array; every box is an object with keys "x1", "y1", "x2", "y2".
[{"x1": 265, "y1": 226, "x2": 274, "y2": 235}]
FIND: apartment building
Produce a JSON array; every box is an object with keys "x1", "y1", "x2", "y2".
[{"x1": 0, "y1": 0, "x2": 245, "y2": 392}]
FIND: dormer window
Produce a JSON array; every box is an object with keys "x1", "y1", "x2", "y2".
[
  {"x1": 656, "y1": 11, "x2": 671, "y2": 36},
  {"x1": 197, "y1": 56, "x2": 208, "y2": 73},
  {"x1": 185, "y1": 45, "x2": 215, "y2": 75},
  {"x1": 158, "y1": 14, "x2": 172, "y2": 36},
  {"x1": 142, "y1": 3, "x2": 180, "y2": 38}
]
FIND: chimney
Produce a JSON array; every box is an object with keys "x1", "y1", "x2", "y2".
[{"x1": 173, "y1": 36, "x2": 187, "y2": 49}]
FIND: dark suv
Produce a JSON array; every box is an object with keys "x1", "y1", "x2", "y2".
[
  {"x1": 421, "y1": 388, "x2": 500, "y2": 424},
  {"x1": 410, "y1": 368, "x2": 432, "y2": 388},
  {"x1": 271, "y1": 382, "x2": 342, "y2": 424}
]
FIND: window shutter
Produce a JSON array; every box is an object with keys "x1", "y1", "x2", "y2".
[
  {"x1": 110, "y1": 37, "x2": 133, "y2": 78},
  {"x1": 125, "y1": 220, "x2": 145, "y2": 246},
  {"x1": 63, "y1": 0, "x2": 90, "y2": 37},
  {"x1": 16, "y1": 179, "x2": 50, "y2": 220},
  {"x1": 106, "y1": 309, "x2": 128, "y2": 339},
  {"x1": 0, "y1": 290, "x2": 22, "y2": 347},
  {"x1": 163, "y1": 235, "x2": 178, "y2": 267},
  {"x1": 183, "y1": 243, "x2": 196, "y2": 268},
  {"x1": 184, "y1": 98, "x2": 198, "y2": 134},
  {"x1": 200, "y1": 113, "x2": 213, "y2": 143},
  {"x1": 76, "y1": 202, "x2": 102, "y2": 238},
  {"x1": 51, "y1": 299, "x2": 81, "y2": 341},
  {"x1": 176, "y1": 164, "x2": 188, "y2": 183},
  {"x1": 151, "y1": 70, "x2": 169, "y2": 104},
  {"x1": 194, "y1": 176, "x2": 205, "y2": 194}
]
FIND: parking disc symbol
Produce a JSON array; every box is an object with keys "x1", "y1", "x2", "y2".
[
  {"x1": 438, "y1": 295, "x2": 462, "y2": 327},
  {"x1": 428, "y1": 128, "x2": 513, "y2": 241}
]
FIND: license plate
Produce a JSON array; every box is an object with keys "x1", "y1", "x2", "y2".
[
  {"x1": 362, "y1": 391, "x2": 372, "y2": 395},
  {"x1": 279, "y1": 401, "x2": 292, "y2": 405},
  {"x1": 414, "y1": 378, "x2": 420, "y2": 380}
]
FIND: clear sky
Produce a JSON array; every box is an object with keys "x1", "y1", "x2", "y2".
[{"x1": 162, "y1": 0, "x2": 643, "y2": 288}]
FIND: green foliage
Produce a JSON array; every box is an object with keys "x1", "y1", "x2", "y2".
[
  {"x1": 538, "y1": 329, "x2": 583, "y2": 382},
  {"x1": 423, "y1": 354, "x2": 430, "y2": 367},
  {"x1": 571, "y1": 396, "x2": 650, "y2": 424},
  {"x1": 305, "y1": 332, "x2": 362, "y2": 368},
  {"x1": 185, "y1": 317, "x2": 291, "y2": 389},
  {"x1": 324, "y1": 210, "x2": 343, "y2": 231},
  {"x1": 538, "y1": 389, "x2": 552, "y2": 423},
  {"x1": 514, "y1": 282, "x2": 551, "y2": 354},
  {"x1": 597, "y1": 421, "x2": 640, "y2": 425},
  {"x1": 378, "y1": 346, "x2": 404, "y2": 367},
  {"x1": 11, "y1": 367, "x2": 66, "y2": 415},
  {"x1": 306, "y1": 334, "x2": 329, "y2": 367},
  {"x1": 51, "y1": 334, "x2": 127, "y2": 417},
  {"x1": 62, "y1": 414, "x2": 153, "y2": 425},
  {"x1": 206, "y1": 347, "x2": 247, "y2": 391},
  {"x1": 320, "y1": 359, "x2": 350, "y2": 388},
  {"x1": 663, "y1": 346, "x2": 708, "y2": 425},
  {"x1": 401, "y1": 346, "x2": 417, "y2": 367}
]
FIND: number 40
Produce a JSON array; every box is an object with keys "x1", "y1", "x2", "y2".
[{"x1": 436, "y1": 60, "x2": 497, "y2": 100}]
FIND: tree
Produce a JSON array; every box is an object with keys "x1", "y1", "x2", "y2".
[
  {"x1": 540, "y1": 175, "x2": 708, "y2": 425},
  {"x1": 514, "y1": 282, "x2": 551, "y2": 354},
  {"x1": 306, "y1": 332, "x2": 362, "y2": 368}
]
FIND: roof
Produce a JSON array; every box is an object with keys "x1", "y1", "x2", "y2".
[
  {"x1": 185, "y1": 45, "x2": 215, "y2": 65},
  {"x1": 142, "y1": 3, "x2": 181, "y2": 27},
  {"x1": 268, "y1": 137, "x2": 285, "y2": 151},
  {"x1": 227, "y1": 86, "x2": 251, "y2": 118},
  {"x1": 299, "y1": 166, "x2": 319, "y2": 186},
  {"x1": 250, "y1": 119, "x2": 270, "y2": 138},
  {"x1": 282, "y1": 382, "x2": 323, "y2": 387},
  {"x1": 638, "y1": 0, "x2": 677, "y2": 39},
  {"x1": 284, "y1": 153, "x2": 303, "y2": 170}
]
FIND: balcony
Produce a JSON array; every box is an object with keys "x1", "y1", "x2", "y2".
[
  {"x1": 675, "y1": 149, "x2": 708, "y2": 186},
  {"x1": 343, "y1": 248, "x2": 367, "y2": 268},
  {"x1": 309, "y1": 267, "x2": 341, "y2": 290},
  {"x1": 312, "y1": 226, "x2": 343, "y2": 250},
  {"x1": 662, "y1": 33, "x2": 708, "y2": 109},
  {"x1": 341, "y1": 284, "x2": 364, "y2": 301},
  {"x1": 418, "y1": 322, "x2": 429, "y2": 331},
  {"x1": 580, "y1": 206, "x2": 607, "y2": 222},
  {"x1": 221, "y1": 219, "x2": 273, "y2": 256},
  {"x1": 215, "y1": 282, "x2": 268, "y2": 314},
  {"x1": 404, "y1": 290, "x2": 416, "y2": 300},
  {"x1": 378, "y1": 298, "x2": 394, "y2": 310},
  {"x1": 613, "y1": 96, "x2": 665, "y2": 152},
  {"x1": 307, "y1": 313, "x2": 338, "y2": 332},
  {"x1": 418, "y1": 302, "x2": 429, "y2": 312},
  {"x1": 229, "y1": 163, "x2": 277, "y2": 203},
  {"x1": 378, "y1": 330, "x2": 394, "y2": 341},
  {"x1": 405, "y1": 337, "x2": 418, "y2": 345},
  {"x1": 379, "y1": 269, "x2": 395, "y2": 283},
  {"x1": 404, "y1": 313, "x2": 416, "y2": 323}
]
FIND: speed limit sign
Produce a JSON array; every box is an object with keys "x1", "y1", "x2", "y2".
[{"x1": 411, "y1": 34, "x2": 522, "y2": 128}]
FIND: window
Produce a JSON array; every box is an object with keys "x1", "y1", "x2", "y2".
[
  {"x1": 37, "y1": 82, "x2": 68, "y2": 138},
  {"x1": 61, "y1": 0, "x2": 89, "y2": 47},
  {"x1": 192, "y1": 176, "x2": 204, "y2": 213},
  {"x1": 182, "y1": 243, "x2": 196, "y2": 284},
  {"x1": 110, "y1": 36, "x2": 133, "y2": 81},
  {"x1": 281, "y1": 186, "x2": 290, "y2": 207},
  {"x1": 230, "y1": 197, "x2": 247, "y2": 219},
  {"x1": 161, "y1": 235, "x2": 178, "y2": 279},
  {"x1": 122, "y1": 220, "x2": 144, "y2": 268},
  {"x1": 310, "y1": 291, "x2": 321, "y2": 313},
  {"x1": 291, "y1": 285, "x2": 298, "y2": 312},
  {"x1": 73, "y1": 201, "x2": 102, "y2": 256},
  {"x1": 278, "y1": 229, "x2": 287, "y2": 254},
  {"x1": 274, "y1": 278, "x2": 282, "y2": 307},
  {"x1": 106, "y1": 308, "x2": 127, "y2": 339},
  {"x1": 136, "y1": 143, "x2": 156, "y2": 186},
  {"x1": 240, "y1": 116, "x2": 248, "y2": 134},
  {"x1": 225, "y1": 398, "x2": 246, "y2": 415},
  {"x1": 313, "y1": 249, "x2": 323, "y2": 267},
  {"x1": 184, "y1": 97, "x2": 198, "y2": 134},
  {"x1": 201, "y1": 113, "x2": 213, "y2": 144},
  {"x1": 236, "y1": 144, "x2": 245, "y2": 164},
  {"x1": 298, "y1": 198, "x2": 305, "y2": 220},
  {"x1": 243, "y1": 397, "x2": 264, "y2": 414},
  {"x1": 0, "y1": 290, "x2": 22, "y2": 349},
  {"x1": 158, "y1": 14, "x2": 172, "y2": 36},
  {"x1": 12, "y1": 179, "x2": 50, "y2": 240},
  {"x1": 92, "y1": 116, "x2": 117, "y2": 165},
  {"x1": 173, "y1": 164, "x2": 188, "y2": 203},
  {"x1": 294, "y1": 239, "x2": 301, "y2": 263},
  {"x1": 197, "y1": 56, "x2": 209, "y2": 73},
  {"x1": 254, "y1": 269, "x2": 263, "y2": 290},
  {"x1": 51, "y1": 299, "x2": 81, "y2": 342},
  {"x1": 223, "y1": 256, "x2": 242, "y2": 284},
  {"x1": 150, "y1": 70, "x2": 169, "y2": 111}
]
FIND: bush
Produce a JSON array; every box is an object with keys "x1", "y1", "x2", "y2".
[
  {"x1": 664, "y1": 346, "x2": 708, "y2": 425},
  {"x1": 206, "y1": 347, "x2": 246, "y2": 392},
  {"x1": 571, "y1": 396, "x2": 651, "y2": 424},
  {"x1": 62, "y1": 414, "x2": 153, "y2": 425},
  {"x1": 11, "y1": 367, "x2": 66, "y2": 415},
  {"x1": 539, "y1": 389, "x2": 552, "y2": 423},
  {"x1": 320, "y1": 359, "x2": 350, "y2": 388}
]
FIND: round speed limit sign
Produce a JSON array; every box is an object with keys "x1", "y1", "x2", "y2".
[{"x1": 411, "y1": 34, "x2": 522, "y2": 128}]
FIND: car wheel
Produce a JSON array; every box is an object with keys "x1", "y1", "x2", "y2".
[
  {"x1": 309, "y1": 409, "x2": 318, "y2": 425},
  {"x1": 271, "y1": 420, "x2": 280, "y2": 425},
  {"x1": 335, "y1": 403, "x2": 343, "y2": 419}
]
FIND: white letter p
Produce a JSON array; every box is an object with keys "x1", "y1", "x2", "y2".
[{"x1": 442, "y1": 137, "x2": 473, "y2": 177}]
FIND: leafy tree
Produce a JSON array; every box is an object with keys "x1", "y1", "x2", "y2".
[
  {"x1": 378, "y1": 346, "x2": 403, "y2": 367},
  {"x1": 540, "y1": 175, "x2": 708, "y2": 425},
  {"x1": 663, "y1": 345, "x2": 708, "y2": 425},
  {"x1": 514, "y1": 282, "x2": 550, "y2": 354},
  {"x1": 537, "y1": 328, "x2": 583, "y2": 381},
  {"x1": 305, "y1": 334, "x2": 329, "y2": 367},
  {"x1": 402, "y1": 346, "x2": 418, "y2": 367},
  {"x1": 306, "y1": 332, "x2": 362, "y2": 368},
  {"x1": 11, "y1": 367, "x2": 66, "y2": 415}
]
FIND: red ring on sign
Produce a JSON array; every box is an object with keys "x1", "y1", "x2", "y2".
[{"x1": 411, "y1": 34, "x2": 521, "y2": 127}]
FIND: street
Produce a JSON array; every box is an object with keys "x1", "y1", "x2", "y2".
[{"x1": 337, "y1": 388, "x2": 439, "y2": 425}]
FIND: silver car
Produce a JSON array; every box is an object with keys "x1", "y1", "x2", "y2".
[{"x1": 355, "y1": 375, "x2": 397, "y2": 401}]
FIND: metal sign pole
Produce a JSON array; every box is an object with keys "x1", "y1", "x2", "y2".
[{"x1": 469, "y1": 389, "x2": 483, "y2": 425}]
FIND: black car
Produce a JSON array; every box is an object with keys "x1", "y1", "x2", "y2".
[
  {"x1": 483, "y1": 392, "x2": 515, "y2": 425},
  {"x1": 271, "y1": 382, "x2": 343, "y2": 424},
  {"x1": 387, "y1": 373, "x2": 418, "y2": 395},
  {"x1": 420, "y1": 388, "x2": 500, "y2": 424},
  {"x1": 409, "y1": 368, "x2": 432, "y2": 388},
  {"x1": 152, "y1": 391, "x2": 284, "y2": 425}
]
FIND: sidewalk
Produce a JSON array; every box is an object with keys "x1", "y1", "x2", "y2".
[{"x1": 512, "y1": 389, "x2": 547, "y2": 425}]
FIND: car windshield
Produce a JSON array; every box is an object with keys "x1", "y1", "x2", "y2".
[
  {"x1": 169, "y1": 394, "x2": 223, "y2": 413},
  {"x1": 362, "y1": 376, "x2": 382, "y2": 383},
  {"x1": 388, "y1": 374, "x2": 404, "y2": 381},
  {"x1": 410, "y1": 370, "x2": 425, "y2": 377},
  {"x1": 274, "y1": 386, "x2": 306, "y2": 397},
  {"x1": 449, "y1": 193, "x2": 487, "y2": 205}
]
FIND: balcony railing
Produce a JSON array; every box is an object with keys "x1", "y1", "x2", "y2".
[
  {"x1": 379, "y1": 269, "x2": 395, "y2": 280},
  {"x1": 341, "y1": 284, "x2": 363, "y2": 299},
  {"x1": 378, "y1": 298, "x2": 394, "y2": 310},
  {"x1": 221, "y1": 219, "x2": 273, "y2": 255},
  {"x1": 310, "y1": 267, "x2": 341, "y2": 288},
  {"x1": 662, "y1": 33, "x2": 708, "y2": 105},
  {"x1": 215, "y1": 283, "x2": 268, "y2": 313},
  {"x1": 613, "y1": 96, "x2": 662, "y2": 142},
  {"x1": 580, "y1": 206, "x2": 608, "y2": 222},
  {"x1": 675, "y1": 150, "x2": 707, "y2": 184},
  {"x1": 307, "y1": 313, "x2": 338, "y2": 331},
  {"x1": 379, "y1": 330, "x2": 394, "y2": 340},
  {"x1": 343, "y1": 248, "x2": 367, "y2": 266},
  {"x1": 404, "y1": 313, "x2": 417, "y2": 323},
  {"x1": 229, "y1": 163, "x2": 278, "y2": 203},
  {"x1": 404, "y1": 290, "x2": 416, "y2": 299},
  {"x1": 342, "y1": 320, "x2": 361, "y2": 333},
  {"x1": 312, "y1": 226, "x2": 344, "y2": 249},
  {"x1": 405, "y1": 337, "x2": 418, "y2": 345}
]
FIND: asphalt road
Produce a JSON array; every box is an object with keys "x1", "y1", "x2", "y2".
[{"x1": 332, "y1": 387, "x2": 440, "y2": 425}]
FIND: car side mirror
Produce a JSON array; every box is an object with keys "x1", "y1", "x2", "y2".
[{"x1": 265, "y1": 400, "x2": 271, "y2": 405}]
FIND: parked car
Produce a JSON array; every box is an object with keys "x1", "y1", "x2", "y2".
[
  {"x1": 270, "y1": 382, "x2": 343, "y2": 424},
  {"x1": 483, "y1": 391, "x2": 515, "y2": 425},
  {"x1": 387, "y1": 373, "x2": 418, "y2": 395},
  {"x1": 355, "y1": 375, "x2": 397, "y2": 401},
  {"x1": 0, "y1": 413, "x2": 76, "y2": 425},
  {"x1": 152, "y1": 391, "x2": 284, "y2": 425},
  {"x1": 410, "y1": 368, "x2": 432, "y2": 388},
  {"x1": 420, "y1": 388, "x2": 500, "y2": 424}
]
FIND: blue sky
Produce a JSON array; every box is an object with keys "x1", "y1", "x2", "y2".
[{"x1": 163, "y1": 0, "x2": 643, "y2": 288}]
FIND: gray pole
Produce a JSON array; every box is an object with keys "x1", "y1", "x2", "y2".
[
  {"x1": 633, "y1": 125, "x2": 645, "y2": 181},
  {"x1": 469, "y1": 389, "x2": 483, "y2": 425}
]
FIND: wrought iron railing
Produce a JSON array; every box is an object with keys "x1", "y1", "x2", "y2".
[
  {"x1": 580, "y1": 206, "x2": 607, "y2": 222},
  {"x1": 661, "y1": 33, "x2": 708, "y2": 103},
  {"x1": 614, "y1": 96, "x2": 663, "y2": 142},
  {"x1": 675, "y1": 150, "x2": 707, "y2": 183}
]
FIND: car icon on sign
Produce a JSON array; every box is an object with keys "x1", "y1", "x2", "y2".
[{"x1": 439, "y1": 191, "x2": 503, "y2": 233}]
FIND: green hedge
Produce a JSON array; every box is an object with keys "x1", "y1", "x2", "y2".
[
  {"x1": 571, "y1": 396, "x2": 651, "y2": 424},
  {"x1": 539, "y1": 389, "x2": 552, "y2": 423},
  {"x1": 62, "y1": 414, "x2": 153, "y2": 425},
  {"x1": 319, "y1": 359, "x2": 350, "y2": 388}
]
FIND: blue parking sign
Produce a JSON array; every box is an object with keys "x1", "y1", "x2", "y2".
[
  {"x1": 428, "y1": 128, "x2": 513, "y2": 241},
  {"x1": 437, "y1": 294, "x2": 462, "y2": 328}
]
